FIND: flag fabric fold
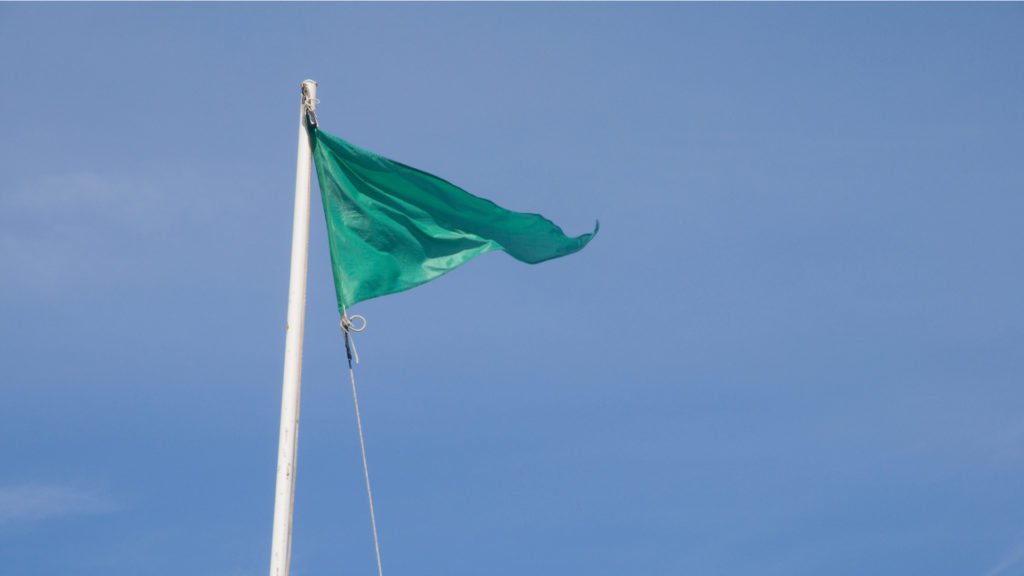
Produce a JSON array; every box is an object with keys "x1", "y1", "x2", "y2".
[{"x1": 312, "y1": 128, "x2": 598, "y2": 310}]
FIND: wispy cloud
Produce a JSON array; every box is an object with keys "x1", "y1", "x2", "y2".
[
  {"x1": 985, "y1": 539, "x2": 1024, "y2": 576},
  {"x1": 0, "y1": 483, "x2": 118, "y2": 524},
  {"x1": 0, "y1": 172, "x2": 183, "y2": 293},
  {"x1": 1, "y1": 169, "x2": 252, "y2": 296}
]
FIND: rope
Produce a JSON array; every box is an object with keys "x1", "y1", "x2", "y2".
[{"x1": 342, "y1": 315, "x2": 383, "y2": 576}]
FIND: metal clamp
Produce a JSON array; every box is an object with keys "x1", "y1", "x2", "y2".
[{"x1": 302, "y1": 83, "x2": 319, "y2": 128}]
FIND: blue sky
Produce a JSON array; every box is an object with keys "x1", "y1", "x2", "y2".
[{"x1": 2, "y1": 3, "x2": 1024, "y2": 575}]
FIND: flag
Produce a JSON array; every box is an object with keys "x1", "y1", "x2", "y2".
[{"x1": 311, "y1": 128, "x2": 598, "y2": 311}]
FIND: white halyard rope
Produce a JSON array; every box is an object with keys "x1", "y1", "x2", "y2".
[
  {"x1": 349, "y1": 363, "x2": 383, "y2": 576},
  {"x1": 341, "y1": 312, "x2": 382, "y2": 576}
]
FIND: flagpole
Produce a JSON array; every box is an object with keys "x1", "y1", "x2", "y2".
[{"x1": 269, "y1": 79, "x2": 317, "y2": 576}]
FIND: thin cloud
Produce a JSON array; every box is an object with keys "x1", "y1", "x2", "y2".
[
  {"x1": 0, "y1": 172, "x2": 186, "y2": 294},
  {"x1": 985, "y1": 539, "x2": 1024, "y2": 576},
  {"x1": 0, "y1": 170, "x2": 247, "y2": 295},
  {"x1": 2, "y1": 171, "x2": 170, "y2": 235},
  {"x1": 0, "y1": 483, "x2": 118, "y2": 524}
]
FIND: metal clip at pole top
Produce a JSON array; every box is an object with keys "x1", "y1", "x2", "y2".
[{"x1": 302, "y1": 82, "x2": 318, "y2": 128}]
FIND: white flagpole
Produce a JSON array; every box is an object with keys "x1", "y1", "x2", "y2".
[{"x1": 269, "y1": 79, "x2": 317, "y2": 576}]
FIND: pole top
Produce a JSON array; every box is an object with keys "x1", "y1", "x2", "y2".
[{"x1": 301, "y1": 80, "x2": 318, "y2": 127}]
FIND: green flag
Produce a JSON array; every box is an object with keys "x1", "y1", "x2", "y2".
[{"x1": 311, "y1": 128, "x2": 598, "y2": 311}]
